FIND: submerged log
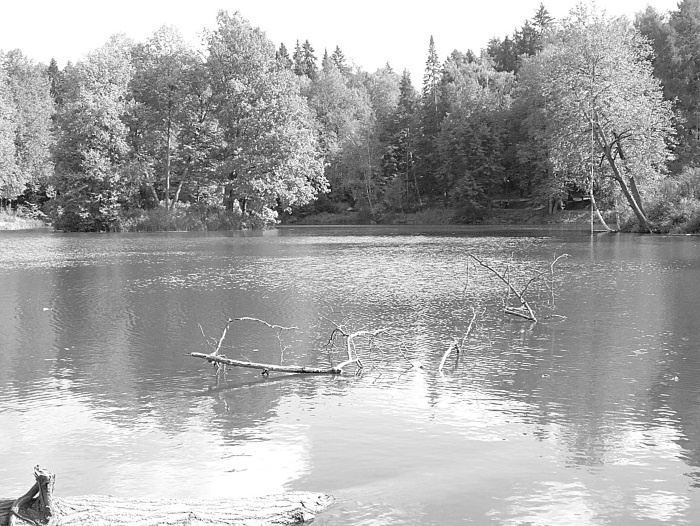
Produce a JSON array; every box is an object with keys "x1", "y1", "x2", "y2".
[{"x1": 1, "y1": 467, "x2": 333, "y2": 526}]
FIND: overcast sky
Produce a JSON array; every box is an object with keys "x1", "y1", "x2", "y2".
[{"x1": 0, "y1": 0, "x2": 681, "y2": 81}]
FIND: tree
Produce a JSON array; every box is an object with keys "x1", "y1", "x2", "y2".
[
  {"x1": 306, "y1": 58, "x2": 375, "y2": 209},
  {"x1": 487, "y1": 4, "x2": 554, "y2": 73},
  {"x1": 129, "y1": 26, "x2": 212, "y2": 209},
  {"x1": 331, "y1": 46, "x2": 350, "y2": 75},
  {"x1": 520, "y1": 6, "x2": 675, "y2": 232},
  {"x1": 415, "y1": 36, "x2": 443, "y2": 199},
  {"x1": 0, "y1": 65, "x2": 18, "y2": 203},
  {"x1": 382, "y1": 70, "x2": 419, "y2": 210},
  {"x1": 667, "y1": 0, "x2": 700, "y2": 167},
  {"x1": 51, "y1": 35, "x2": 133, "y2": 231},
  {"x1": 47, "y1": 58, "x2": 63, "y2": 106},
  {"x1": 487, "y1": 36, "x2": 517, "y2": 72},
  {"x1": 1, "y1": 50, "x2": 55, "y2": 201},
  {"x1": 321, "y1": 49, "x2": 333, "y2": 72},
  {"x1": 421, "y1": 36, "x2": 441, "y2": 134},
  {"x1": 292, "y1": 40, "x2": 305, "y2": 76},
  {"x1": 206, "y1": 11, "x2": 326, "y2": 225},
  {"x1": 301, "y1": 40, "x2": 318, "y2": 79},
  {"x1": 532, "y1": 3, "x2": 555, "y2": 34},
  {"x1": 292, "y1": 39, "x2": 317, "y2": 79},
  {"x1": 436, "y1": 55, "x2": 515, "y2": 206},
  {"x1": 276, "y1": 43, "x2": 292, "y2": 70}
]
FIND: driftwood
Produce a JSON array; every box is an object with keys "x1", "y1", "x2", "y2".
[
  {"x1": 1, "y1": 467, "x2": 333, "y2": 526},
  {"x1": 190, "y1": 352, "x2": 345, "y2": 375},
  {"x1": 439, "y1": 307, "x2": 479, "y2": 375},
  {"x1": 191, "y1": 317, "x2": 390, "y2": 376},
  {"x1": 468, "y1": 253, "x2": 568, "y2": 323}
]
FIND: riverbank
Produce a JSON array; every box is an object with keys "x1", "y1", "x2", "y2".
[{"x1": 287, "y1": 206, "x2": 595, "y2": 228}]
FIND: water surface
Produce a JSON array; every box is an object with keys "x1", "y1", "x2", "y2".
[{"x1": 1, "y1": 226, "x2": 699, "y2": 525}]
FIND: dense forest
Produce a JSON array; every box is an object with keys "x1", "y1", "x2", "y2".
[{"x1": 1, "y1": 1, "x2": 700, "y2": 232}]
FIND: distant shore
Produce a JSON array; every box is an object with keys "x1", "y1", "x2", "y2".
[{"x1": 285, "y1": 206, "x2": 598, "y2": 228}]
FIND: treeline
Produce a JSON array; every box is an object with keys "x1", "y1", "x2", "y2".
[{"x1": 1, "y1": 2, "x2": 700, "y2": 232}]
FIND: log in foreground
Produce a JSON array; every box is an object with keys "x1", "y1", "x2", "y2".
[{"x1": 1, "y1": 467, "x2": 334, "y2": 526}]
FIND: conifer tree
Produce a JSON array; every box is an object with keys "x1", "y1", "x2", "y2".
[
  {"x1": 47, "y1": 58, "x2": 63, "y2": 106},
  {"x1": 416, "y1": 36, "x2": 443, "y2": 199},
  {"x1": 331, "y1": 46, "x2": 349, "y2": 75},
  {"x1": 302, "y1": 40, "x2": 317, "y2": 79},
  {"x1": 276, "y1": 43, "x2": 292, "y2": 70},
  {"x1": 293, "y1": 40, "x2": 305, "y2": 76},
  {"x1": 321, "y1": 49, "x2": 333, "y2": 72},
  {"x1": 421, "y1": 36, "x2": 440, "y2": 127}
]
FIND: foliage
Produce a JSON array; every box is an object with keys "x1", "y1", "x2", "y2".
[
  {"x1": 486, "y1": 3, "x2": 554, "y2": 73},
  {"x1": 519, "y1": 5, "x2": 675, "y2": 232},
  {"x1": 4, "y1": 4, "x2": 699, "y2": 232},
  {"x1": 0, "y1": 51, "x2": 55, "y2": 200},
  {"x1": 51, "y1": 35, "x2": 134, "y2": 231},
  {"x1": 129, "y1": 26, "x2": 214, "y2": 209},
  {"x1": 436, "y1": 54, "x2": 515, "y2": 204},
  {"x1": 636, "y1": 0, "x2": 700, "y2": 169},
  {"x1": 206, "y1": 12, "x2": 327, "y2": 224}
]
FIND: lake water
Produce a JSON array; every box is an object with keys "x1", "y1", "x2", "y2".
[{"x1": 1, "y1": 225, "x2": 700, "y2": 525}]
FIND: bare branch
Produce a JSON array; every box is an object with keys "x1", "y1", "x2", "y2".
[{"x1": 234, "y1": 317, "x2": 298, "y2": 331}]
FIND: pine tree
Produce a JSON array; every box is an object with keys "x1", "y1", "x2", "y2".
[
  {"x1": 421, "y1": 36, "x2": 440, "y2": 123},
  {"x1": 293, "y1": 40, "x2": 305, "y2": 76},
  {"x1": 331, "y1": 45, "x2": 349, "y2": 75},
  {"x1": 416, "y1": 36, "x2": 443, "y2": 199},
  {"x1": 532, "y1": 3, "x2": 554, "y2": 34},
  {"x1": 47, "y1": 58, "x2": 63, "y2": 106},
  {"x1": 302, "y1": 40, "x2": 317, "y2": 79},
  {"x1": 382, "y1": 69, "x2": 419, "y2": 210},
  {"x1": 321, "y1": 48, "x2": 333, "y2": 72},
  {"x1": 276, "y1": 43, "x2": 292, "y2": 70}
]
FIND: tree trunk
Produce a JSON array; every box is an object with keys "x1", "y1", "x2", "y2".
[
  {"x1": 150, "y1": 184, "x2": 159, "y2": 206},
  {"x1": 628, "y1": 176, "x2": 647, "y2": 217},
  {"x1": 165, "y1": 117, "x2": 171, "y2": 210},
  {"x1": 589, "y1": 192, "x2": 612, "y2": 231},
  {"x1": 595, "y1": 128, "x2": 655, "y2": 232},
  {"x1": 170, "y1": 158, "x2": 192, "y2": 211}
]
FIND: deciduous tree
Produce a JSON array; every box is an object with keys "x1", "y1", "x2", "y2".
[
  {"x1": 206, "y1": 12, "x2": 326, "y2": 225},
  {"x1": 520, "y1": 5, "x2": 675, "y2": 232},
  {"x1": 1, "y1": 50, "x2": 54, "y2": 200},
  {"x1": 52, "y1": 35, "x2": 133, "y2": 231}
]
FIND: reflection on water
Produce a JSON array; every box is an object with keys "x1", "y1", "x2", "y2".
[{"x1": 1, "y1": 227, "x2": 700, "y2": 524}]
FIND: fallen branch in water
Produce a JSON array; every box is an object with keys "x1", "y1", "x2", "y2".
[
  {"x1": 439, "y1": 307, "x2": 479, "y2": 375},
  {"x1": 1, "y1": 467, "x2": 333, "y2": 525},
  {"x1": 468, "y1": 253, "x2": 568, "y2": 323},
  {"x1": 191, "y1": 318, "x2": 390, "y2": 376},
  {"x1": 190, "y1": 352, "x2": 345, "y2": 375}
]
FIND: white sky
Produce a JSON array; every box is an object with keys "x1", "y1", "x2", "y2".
[{"x1": 0, "y1": 1, "x2": 681, "y2": 82}]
